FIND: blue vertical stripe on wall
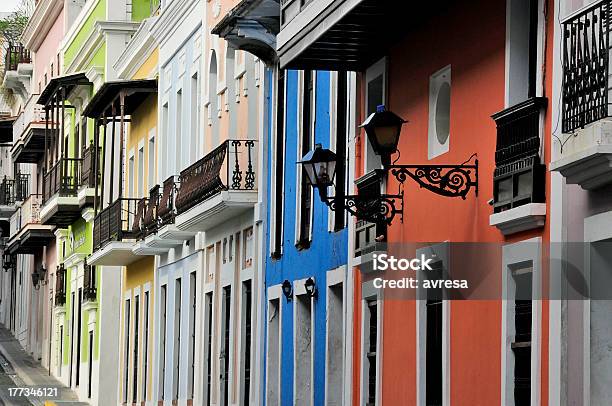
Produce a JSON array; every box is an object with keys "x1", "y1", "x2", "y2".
[{"x1": 264, "y1": 69, "x2": 348, "y2": 406}]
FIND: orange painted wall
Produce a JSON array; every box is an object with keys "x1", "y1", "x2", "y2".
[{"x1": 351, "y1": 0, "x2": 553, "y2": 404}]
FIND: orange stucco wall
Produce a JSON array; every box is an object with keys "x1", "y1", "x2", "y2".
[{"x1": 352, "y1": 0, "x2": 553, "y2": 404}]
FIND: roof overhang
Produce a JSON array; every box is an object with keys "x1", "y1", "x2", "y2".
[
  {"x1": 37, "y1": 72, "x2": 93, "y2": 106},
  {"x1": 83, "y1": 79, "x2": 158, "y2": 118},
  {"x1": 212, "y1": 0, "x2": 280, "y2": 63}
]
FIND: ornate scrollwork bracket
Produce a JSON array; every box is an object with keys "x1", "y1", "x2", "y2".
[
  {"x1": 388, "y1": 160, "x2": 478, "y2": 199},
  {"x1": 323, "y1": 193, "x2": 404, "y2": 225}
]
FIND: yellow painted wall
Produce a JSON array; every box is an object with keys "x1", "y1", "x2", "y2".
[
  {"x1": 126, "y1": 94, "x2": 158, "y2": 197},
  {"x1": 132, "y1": 48, "x2": 159, "y2": 80}
]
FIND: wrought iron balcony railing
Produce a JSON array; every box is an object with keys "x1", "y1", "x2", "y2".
[
  {"x1": 12, "y1": 96, "x2": 45, "y2": 142},
  {"x1": 175, "y1": 139, "x2": 257, "y2": 214},
  {"x1": 492, "y1": 97, "x2": 547, "y2": 212},
  {"x1": 43, "y1": 158, "x2": 82, "y2": 202},
  {"x1": 83, "y1": 262, "x2": 96, "y2": 302},
  {"x1": 10, "y1": 194, "x2": 41, "y2": 236},
  {"x1": 562, "y1": 0, "x2": 612, "y2": 132},
  {"x1": 0, "y1": 173, "x2": 29, "y2": 206},
  {"x1": 4, "y1": 43, "x2": 30, "y2": 74},
  {"x1": 79, "y1": 142, "x2": 100, "y2": 188},
  {"x1": 93, "y1": 197, "x2": 146, "y2": 250},
  {"x1": 55, "y1": 264, "x2": 66, "y2": 306}
]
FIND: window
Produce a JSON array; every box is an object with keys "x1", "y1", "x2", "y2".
[
  {"x1": 148, "y1": 132, "x2": 155, "y2": 188},
  {"x1": 243, "y1": 227, "x2": 254, "y2": 268},
  {"x1": 203, "y1": 292, "x2": 214, "y2": 405},
  {"x1": 188, "y1": 273, "x2": 196, "y2": 400},
  {"x1": 162, "y1": 103, "x2": 169, "y2": 179},
  {"x1": 428, "y1": 65, "x2": 451, "y2": 159},
  {"x1": 294, "y1": 286, "x2": 313, "y2": 406},
  {"x1": 173, "y1": 279, "x2": 181, "y2": 401},
  {"x1": 123, "y1": 298, "x2": 131, "y2": 403},
  {"x1": 364, "y1": 59, "x2": 386, "y2": 172},
  {"x1": 133, "y1": 295, "x2": 140, "y2": 403},
  {"x1": 241, "y1": 280, "x2": 253, "y2": 405},
  {"x1": 76, "y1": 289, "x2": 82, "y2": 387},
  {"x1": 271, "y1": 69, "x2": 286, "y2": 259},
  {"x1": 510, "y1": 265, "x2": 533, "y2": 405},
  {"x1": 364, "y1": 299, "x2": 378, "y2": 406},
  {"x1": 191, "y1": 73, "x2": 199, "y2": 163},
  {"x1": 176, "y1": 90, "x2": 183, "y2": 170},
  {"x1": 142, "y1": 291, "x2": 150, "y2": 402},
  {"x1": 426, "y1": 263, "x2": 443, "y2": 406},
  {"x1": 267, "y1": 298, "x2": 281, "y2": 406},
  {"x1": 138, "y1": 147, "x2": 144, "y2": 197},
  {"x1": 129, "y1": 155, "x2": 135, "y2": 198},
  {"x1": 159, "y1": 285, "x2": 167, "y2": 401},
  {"x1": 87, "y1": 331, "x2": 93, "y2": 398},
  {"x1": 508, "y1": 0, "x2": 538, "y2": 106},
  {"x1": 221, "y1": 286, "x2": 232, "y2": 406},
  {"x1": 326, "y1": 282, "x2": 344, "y2": 404},
  {"x1": 297, "y1": 70, "x2": 314, "y2": 248},
  {"x1": 332, "y1": 71, "x2": 348, "y2": 232}
]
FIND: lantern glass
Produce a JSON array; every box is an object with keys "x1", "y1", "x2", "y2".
[
  {"x1": 360, "y1": 106, "x2": 406, "y2": 162},
  {"x1": 298, "y1": 144, "x2": 337, "y2": 188}
]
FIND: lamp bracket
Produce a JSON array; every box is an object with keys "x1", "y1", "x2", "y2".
[
  {"x1": 324, "y1": 193, "x2": 403, "y2": 225},
  {"x1": 388, "y1": 160, "x2": 478, "y2": 199}
]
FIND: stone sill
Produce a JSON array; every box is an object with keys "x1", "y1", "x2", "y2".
[{"x1": 489, "y1": 203, "x2": 546, "y2": 236}]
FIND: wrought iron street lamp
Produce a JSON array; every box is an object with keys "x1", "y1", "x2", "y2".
[
  {"x1": 304, "y1": 277, "x2": 318, "y2": 299},
  {"x1": 32, "y1": 265, "x2": 46, "y2": 290},
  {"x1": 298, "y1": 106, "x2": 478, "y2": 226},
  {"x1": 282, "y1": 280, "x2": 293, "y2": 302}
]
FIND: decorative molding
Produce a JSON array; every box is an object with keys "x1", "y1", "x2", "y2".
[
  {"x1": 22, "y1": 0, "x2": 64, "y2": 51},
  {"x1": 63, "y1": 252, "x2": 87, "y2": 268},
  {"x1": 114, "y1": 16, "x2": 160, "y2": 79},
  {"x1": 149, "y1": 0, "x2": 201, "y2": 49},
  {"x1": 64, "y1": 20, "x2": 141, "y2": 75},
  {"x1": 81, "y1": 207, "x2": 95, "y2": 223},
  {"x1": 54, "y1": 228, "x2": 69, "y2": 240}
]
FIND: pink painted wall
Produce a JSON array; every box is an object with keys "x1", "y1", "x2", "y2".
[{"x1": 32, "y1": 6, "x2": 64, "y2": 95}]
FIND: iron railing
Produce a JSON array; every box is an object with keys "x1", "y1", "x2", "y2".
[
  {"x1": 562, "y1": 0, "x2": 612, "y2": 132},
  {"x1": 83, "y1": 262, "x2": 96, "y2": 302},
  {"x1": 12, "y1": 95, "x2": 45, "y2": 142},
  {"x1": 4, "y1": 43, "x2": 30, "y2": 74},
  {"x1": 43, "y1": 158, "x2": 82, "y2": 202},
  {"x1": 175, "y1": 139, "x2": 257, "y2": 214},
  {"x1": 0, "y1": 173, "x2": 30, "y2": 205},
  {"x1": 55, "y1": 264, "x2": 66, "y2": 306},
  {"x1": 79, "y1": 142, "x2": 100, "y2": 188},
  {"x1": 10, "y1": 194, "x2": 41, "y2": 237},
  {"x1": 491, "y1": 98, "x2": 546, "y2": 213},
  {"x1": 93, "y1": 197, "x2": 146, "y2": 250},
  {"x1": 142, "y1": 184, "x2": 160, "y2": 236}
]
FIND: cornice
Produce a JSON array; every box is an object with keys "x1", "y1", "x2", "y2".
[
  {"x1": 64, "y1": 20, "x2": 140, "y2": 74},
  {"x1": 114, "y1": 17, "x2": 159, "y2": 79},
  {"x1": 60, "y1": 0, "x2": 102, "y2": 55},
  {"x1": 150, "y1": 0, "x2": 201, "y2": 49},
  {"x1": 22, "y1": 0, "x2": 63, "y2": 51}
]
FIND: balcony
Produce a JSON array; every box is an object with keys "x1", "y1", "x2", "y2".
[
  {"x1": 277, "y1": 0, "x2": 421, "y2": 70},
  {"x1": 77, "y1": 142, "x2": 100, "y2": 207},
  {"x1": 132, "y1": 176, "x2": 189, "y2": 253},
  {"x1": 88, "y1": 197, "x2": 146, "y2": 266},
  {"x1": 173, "y1": 139, "x2": 258, "y2": 233},
  {"x1": 40, "y1": 158, "x2": 82, "y2": 226},
  {"x1": 0, "y1": 174, "x2": 30, "y2": 219},
  {"x1": 6, "y1": 194, "x2": 55, "y2": 254},
  {"x1": 83, "y1": 261, "x2": 96, "y2": 302},
  {"x1": 2, "y1": 43, "x2": 32, "y2": 100},
  {"x1": 551, "y1": 1, "x2": 612, "y2": 189},
  {"x1": 489, "y1": 98, "x2": 547, "y2": 235},
  {"x1": 11, "y1": 95, "x2": 47, "y2": 163},
  {"x1": 54, "y1": 264, "x2": 66, "y2": 306},
  {"x1": 211, "y1": 0, "x2": 281, "y2": 63}
]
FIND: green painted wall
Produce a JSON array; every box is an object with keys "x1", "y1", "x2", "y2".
[{"x1": 63, "y1": 0, "x2": 106, "y2": 70}]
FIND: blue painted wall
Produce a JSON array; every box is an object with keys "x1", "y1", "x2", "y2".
[{"x1": 264, "y1": 68, "x2": 348, "y2": 405}]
